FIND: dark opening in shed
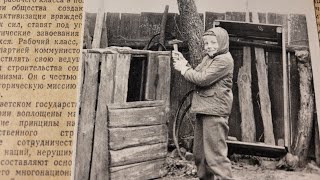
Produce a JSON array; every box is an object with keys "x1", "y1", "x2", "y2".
[{"x1": 127, "y1": 54, "x2": 148, "y2": 102}]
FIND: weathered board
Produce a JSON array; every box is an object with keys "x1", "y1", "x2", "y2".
[
  {"x1": 205, "y1": 12, "x2": 225, "y2": 30},
  {"x1": 106, "y1": 12, "x2": 120, "y2": 41},
  {"x1": 113, "y1": 53, "x2": 131, "y2": 104},
  {"x1": 238, "y1": 46, "x2": 256, "y2": 142},
  {"x1": 108, "y1": 106, "x2": 165, "y2": 127},
  {"x1": 255, "y1": 48, "x2": 275, "y2": 145},
  {"x1": 110, "y1": 159, "x2": 167, "y2": 180},
  {"x1": 90, "y1": 53, "x2": 117, "y2": 180},
  {"x1": 120, "y1": 13, "x2": 141, "y2": 39},
  {"x1": 157, "y1": 54, "x2": 172, "y2": 114},
  {"x1": 75, "y1": 53, "x2": 100, "y2": 180},
  {"x1": 110, "y1": 143, "x2": 167, "y2": 167},
  {"x1": 145, "y1": 52, "x2": 159, "y2": 100},
  {"x1": 267, "y1": 51, "x2": 285, "y2": 145},
  {"x1": 109, "y1": 124, "x2": 167, "y2": 150}
]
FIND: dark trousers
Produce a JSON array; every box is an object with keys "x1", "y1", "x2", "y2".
[{"x1": 193, "y1": 114, "x2": 233, "y2": 180}]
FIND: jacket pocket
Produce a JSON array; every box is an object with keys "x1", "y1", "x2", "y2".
[{"x1": 197, "y1": 88, "x2": 217, "y2": 97}]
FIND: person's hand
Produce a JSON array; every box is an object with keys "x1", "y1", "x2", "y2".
[
  {"x1": 173, "y1": 59, "x2": 190, "y2": 75},
  {"x1": 172, "y1": 51, "x2": 188, "y2": 66}
]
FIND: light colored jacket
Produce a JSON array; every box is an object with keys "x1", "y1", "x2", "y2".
[{"x1": 183, "y1": 27, "x2": 234, "y2": 116}]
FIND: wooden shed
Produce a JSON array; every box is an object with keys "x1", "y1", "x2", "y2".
[{"x1": 74, "y1": 48, "x2": 171, "y2": 180}]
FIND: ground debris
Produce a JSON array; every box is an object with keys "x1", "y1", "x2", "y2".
[{"x1": 164, "y1": 154, "x2": 197, "y2": 178}]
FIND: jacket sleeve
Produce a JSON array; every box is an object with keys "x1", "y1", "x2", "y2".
[{"x1": 183, "y1": 57, "x2": 232, "y2": 87}]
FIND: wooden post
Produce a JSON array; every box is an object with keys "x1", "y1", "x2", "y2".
[
  {"x1": 92, "y1": 0, "x2": 106, "y2": 48},
  {"x1": 292, "y1": 50, "x2": 315, "y2": 166},
  {"x1": 75, "y1": 53, "x2": 100, "y2": 180},
  {"x1": 238, "y1": 46, "x2": 256, "y2": 142},
  {"x1": 158, "y1": 5, "x2": 169, "y2": 51}
]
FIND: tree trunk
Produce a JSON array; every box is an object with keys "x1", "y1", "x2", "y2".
[
  {"x1": 177, "y1": 0, "x2": 204, "y2": 67},
  {"x1": 238, "y1": 46, "x2": 256, "y2": 142},
  {"x1": 255, "y1": 48, "x2": 275, "y2": 145},
  {"x1": 292, "y1": 50, "x2": 315, "y2": 166}
]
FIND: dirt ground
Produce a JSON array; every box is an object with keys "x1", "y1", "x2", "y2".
[{"x1": 161, "y1": 153, "x2": 320, "y2": 180}]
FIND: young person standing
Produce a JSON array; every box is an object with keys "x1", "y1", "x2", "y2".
[{"x1": 172, "y1": 27, "x2": 234, "y2": 180}]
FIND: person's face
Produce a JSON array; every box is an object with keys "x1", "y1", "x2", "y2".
[{"x1": 203, "y1": 35, "x2": 219, "y2": 57}]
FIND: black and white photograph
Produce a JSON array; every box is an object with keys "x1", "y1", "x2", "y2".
[{"x1": 74, "y1": 0, "x2": 320, "y2": 179}]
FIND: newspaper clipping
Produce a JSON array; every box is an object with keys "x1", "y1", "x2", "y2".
[{"x1": 0, "y1": 0, "x2": 83, "y2": 180}]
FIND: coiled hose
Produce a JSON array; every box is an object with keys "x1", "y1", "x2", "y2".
[{"x1": 172, "y1": 89, "x2": 194, "y2": 160}]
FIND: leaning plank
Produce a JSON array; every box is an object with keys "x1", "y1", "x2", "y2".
[
  {"x1": 109, "y1": 124, "x2": 168, "y2": 150},
  {"x1": 75, "y1": 53, "x2": 100, "y2": 180},
  {"x1": 92, "y1": 2, "x2": 105, "y2": 48},
  {"x1": 292, "y1": 50, "x2": 315, "y2": 166},
  {"x1": 110, "y1": 143, "x2": 167, "y2": 167},
  {"x1": 255, "y1": 48, "x2": 275, "y2": 145},
  {"x1": 90, "y1": 53, "x2": 116, "y2": 180},
  {"x1": 110, "y1": 159, "x2": 167, "y2": 180},
  {"x1": 109, "y1": 106, "x2": 165, "y2": 127},
  {"x1": 238, "y1": 46, "x2": 256, "y2": 142},
  {"x1": 113, "y1": 53, "x2": 131, "y2": 103}
]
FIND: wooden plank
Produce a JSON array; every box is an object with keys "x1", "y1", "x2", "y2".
[
  {"x1": 100, "y1": 13, "x2": 108, "y2": 48},
  {"x1": 226, "y1": 12, "x2": 246, "y2": 22},
  {"x1": 158, "y1": 5, "x2": 169, "y2": 51},
  {"x1": 106, "y1": 12, "x2": 120, "y2": 42},
  {"x1": 109, "y1": 106, "x2": 165, "y2": 127},
  {"x1": 227, "y1": 140, "x2": 286, "y2": 158},
  {"x1": 139, "y1": 12, "x2": 162, "y2": 39},
  {"x1": 109, "y1": 124, "x2": 168, "y2": 150},
  {"x1": 288, "y1": 53, "x2": 299, "y2": 147},
  {"x1": 255, "y1": 48, "x2": 275, "y2": 145},
  {"x1": 110, "y1": 159, "x2": 167, "y2": 180},
  {"x1": 267, "y1": 52, "x2": 284, "y2": 145},
  {"x1": 108, "y1": 100, "x2": 165, "y2": 109},
  {"x1": 266, "y1": 13, "x2": 288, "y2": 44},
  {"x1": 215, "y1": 20, "x2": 281, "y2": 42},
  {"x1": 144, "y1": 52, "x2": 158, "y2": 101},
  {"x1": 157, "y1": 55, "x2": 171, "y2": 115},
  {"x1": 75, "y1": 53, "x2": 100, "y2": 180},
  {"x1": 229, "y1": 49, "x2": 243, "y2": 140},
  {"x1": 120, "y1": 13, "x2": 141, "y2": 39},
  {"x1": 110, "y1": 143, "x2": 167, "y2": 167},
  {"x1": 288, "y1": 14, "x2": 308, "y2": 46},
  {"x1": 85, "y1": 12, "x2": 97, "y2": 37},
  {"x1": 205, "y1": 12, "x2": 225, "y2": 30},
  {"x1": 113, "y1": 53, "x2": 131, "y2": 104},
  {"x1": 258, "y1": 13, "x2": 267, "y2": 24},
  {"x1": 92, "y1": 3, "x2": 105, "y2": 48},
  {"x1": 90, "y1": 53, "x2": 116, "y2": 180},
  {"x1": 238, "y1": 46, "x2": 256, "y2": 142},
  {"x1": 282, "y1": 33, "x2": 290, "y2": 148}
]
